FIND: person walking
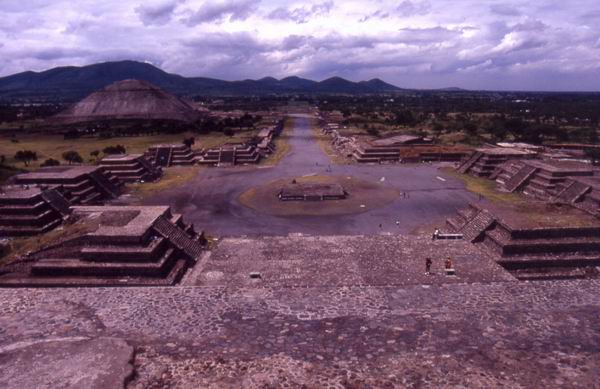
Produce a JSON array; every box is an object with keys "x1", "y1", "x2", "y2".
[{"x1": 425, "y1": 258, "x2": 432, "y2": 275}]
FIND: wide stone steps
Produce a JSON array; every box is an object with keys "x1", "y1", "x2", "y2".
[
  {"x1": 80, "y1": 237, "x2": 167, "y2": 262},
  {"x1": 31, "y1": 247, "x2": 178, "y2": 277},
  {"x1": 459, "y1": 210, "x2": 495, "y2": 242},
  {"x1": 504, "y1": 165, "x2": 537, "y2": 192},
  {"x1": 0, "y1": 201, "x2": 47, "y2": 215},
  {"x1": 457, "y1": 151, "x2": 482, "y2": 174},
  {"x1": 0, "y1": 209, "x2": 58, "y2": 227},
  {"x1": 0, "y1": 219, "x2": 62, "y2": 237},
  {"x1": 88, "y1": 170, "x2": 120, "y2": 198},
  {"x1": 511, "y1": 267, "x2": 595, "y2": 281},
  {"x1": 41, "y1": 189, "x2": 71, "y2": 216},
  {"x1": 555, "y1": 181, "x2": 591, "y2": 203},
  {"x1": 1, "y1": 258, "x2": 188, "y2": 287},
  {"x1": 153, "y1": 217, "x2": 204, "y2": 259},
  {"x1": 485, "y1": 229, "x2": 600, "y2": 255}
]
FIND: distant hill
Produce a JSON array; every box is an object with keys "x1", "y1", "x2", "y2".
[{"x1": 0, "y1": 60, "x2": 404, "y2": 101}]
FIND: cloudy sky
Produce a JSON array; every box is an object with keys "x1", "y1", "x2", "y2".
[{"x1": 1, "y1": 0, "x2": 600, "y2": 91}]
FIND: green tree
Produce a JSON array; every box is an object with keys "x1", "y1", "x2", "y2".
[
  {"x1": 62, "y1": 150, "x2": 83, "y2": 165},
  {"x1": 14, "y1": 150, "x2": 38, "y2": 166}
]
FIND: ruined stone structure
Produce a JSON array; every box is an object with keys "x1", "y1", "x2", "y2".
[
  {"x1": 54, "y1": 79, "x2": 202, "y2": 124},
  {"x1": 279, "y1": 183, "x2": 347, "y2": 201},
  {"x1": 254, "y1": 128, "x2": 276, "y2": 156},
  {"x1": 351, "y1": 135, "x2": 432, "y2": 163},
  {"x1": 0, "y1": 206, "x2": 205, "y2": 287},
  {"x1": 144, "y1": 144, "x2": 202, "y2": 167},
  {"x1": 458, "y1": 148, "x2": 535, "y2": 177},
  {"x1": 0, "y1": 186, "x2": 71, "y2": 237},
  {"x1": 199, "y1": 143, "x2": 261, "y2": 166},
  {"x1": 447, "y1": 204, "x2": 600, "y2": 280},
  {"x1": 494, "y1": 160, "x2": 599, "y2": 200},
  {"x1": 99, "y1": 154, "x2": 162, "y2": 183},
  {"x1": 12, "y1": 166, "x2": 123, "y2": 205},
  {"x1": 554, "y1": 176, "x2": 600, "y2": 218},
  {"x1": 322, "y1": 124, "x2": 468, "y2": 163}
]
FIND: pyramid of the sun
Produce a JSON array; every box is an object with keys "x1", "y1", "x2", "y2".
[{"x1": 55, "y1": 79, "x2": 201, "y2": 123}]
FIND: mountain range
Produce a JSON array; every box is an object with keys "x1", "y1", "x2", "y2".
[{"x1": 0, "y1": 60, "x2": 404, "y2": 101}]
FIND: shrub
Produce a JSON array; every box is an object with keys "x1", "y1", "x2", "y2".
[
  {"x1": 41, "y1": 158, "x2": 60, "y2": 167},
  {"x1": 102, "y1": 145, "x2": 126, "y2": 155}
]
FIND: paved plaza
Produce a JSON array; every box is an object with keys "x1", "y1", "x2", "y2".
[{"x1": 139, "y1": 116, "x2": 479, "y2": 236}]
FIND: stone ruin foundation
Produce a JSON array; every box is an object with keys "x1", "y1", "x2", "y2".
[
  {"x1": 447, "y1": 203, "x2": 600, "y2": 281},
  {"x1": 144, "y1": 144, "x2": 202, "y2": 167},
  {"x1": 99, "y1": 153, "x2": 162, "y2": 183},
  {"x1": 12, "y1": 166, "x2": 123, "y2": 205},
  {"x1": 278, "y1": 182, "x2": 347, "y2": 201},
  {"x1": 0, "y1": 185, "x2": 71, "y2": 237},
  {"x1": 0, "y1": 205, "x2": 206, "y2": 287}
]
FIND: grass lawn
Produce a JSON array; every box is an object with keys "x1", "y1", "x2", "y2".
[
  {"x1": 0, "y1": 220, "x2": 94, "y2": 266},
  {"x1": 126, "y1": 166, "x2": 200, "y2": 199}
]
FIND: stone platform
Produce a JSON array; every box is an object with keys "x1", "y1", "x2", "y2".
[
  {"x1": 0, "y1": 280, "x2": 599, "y2": 388},
  {"x1": 278, "y1": 182, "x2": 346, "y2": 201},
  {"x1": 188, "y1": 234, "x2": 515, "y2": 288},
  {"x1": 447, "y1": 204, "x2": 600, "y2": 281},
  {"x1": 0, "y1": 186, "x2": 70, "y2": 237},
  {"x1": 99, "y1": 154, "x2": 162, "y2": 183},
  {"x1": 0, "y1": 205, "x2": 206, "y2": 287},
  {"x1": 12, "y1": 166, "x2": 123, "y2": 205}
]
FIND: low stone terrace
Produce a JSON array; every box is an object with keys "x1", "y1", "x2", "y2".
[
  {"x1": 99, "y1": 154, "x2": 162, "y2": 183},
  {"x1": 278, "y1": 183, "x2": 347, "y2": 201},
  {"x1": 12, "y1": 166, "x2": 123, "y2": 205},
  {"x1": 458, "y1": 147, "x2": 536, "y2": 177},
  {"x1": 199, "y1": 143, "x2": 261, "y2": 166},
  {"x1": 0, "y1": 205, "x2": 206, "y2": 287},
  {"x1": 0, "y1": 186, "x2": 70, "y2": 237},
  {"x1": 447, "y1": 203, "x2": 600, "y2": 281},
  {"x1": 495, "y1": 159, "x2": 598, "y2": 200},
  {"x1": 144, "y1": 144, "x2": 201, "y2": 167}
]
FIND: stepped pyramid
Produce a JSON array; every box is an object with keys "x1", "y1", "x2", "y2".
[{"x1": 54, "y1": 79, "x2": 201, "y2": 123}]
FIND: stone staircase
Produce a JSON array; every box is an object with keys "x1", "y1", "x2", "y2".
[
  {"x1": 40, "y1": 189, "x2": 71, "y2": 216},
  {"x1": 504, "y1": 165, "x2": 538, "y2": 193},
  {"x1": 446, "y1": 204, "x2": 495, "y2": 242},
  {"x1": 88, "y1": 169, "x2": 122, "y2": 199},
  {"x1": 153, "y1": 217, "x2": 205, "y2": 259},
  {"x1": 457, "y1": 151, "x2": 482, "y2": 174},
  {"x1": 554, "y1": 180, "x2": 591, "y2": 204}
]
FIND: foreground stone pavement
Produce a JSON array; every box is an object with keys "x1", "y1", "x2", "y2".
[{"x1": 1, "y1": 280, "x2": 599, "y2": 388}]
